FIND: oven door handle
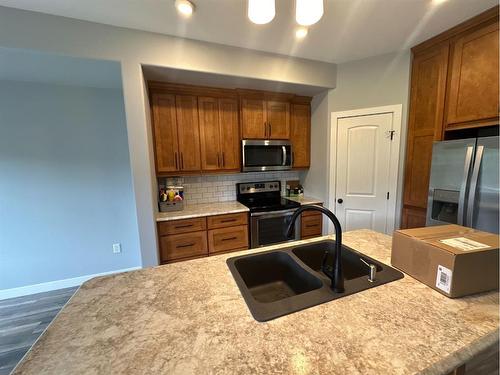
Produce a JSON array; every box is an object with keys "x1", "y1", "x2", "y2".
[{"x1": 250, "y1": 208, "x2": 298, "y2": 218}]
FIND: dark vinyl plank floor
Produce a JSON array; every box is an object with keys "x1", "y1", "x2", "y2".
[{"x1": 0, "y1": 287, "x2": 77, "y2": 375}]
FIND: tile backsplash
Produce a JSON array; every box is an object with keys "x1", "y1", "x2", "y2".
[{"x1": 158, "y1": 171, "x2": 300, "y2": 205}]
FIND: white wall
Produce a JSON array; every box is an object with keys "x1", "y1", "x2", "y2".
[
  {"x1": 0, "y1": 6, "x2": 338, "y2": 267},
  {"x1": 304, "y1": 51, "x2": 411, "y2": 230},
  {"x1": 0, "y1": 80, "x2": 141, "y2": 291}
]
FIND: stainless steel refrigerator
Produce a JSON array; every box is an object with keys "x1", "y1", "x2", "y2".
[{"x1": 426, "y1": 136, "x2": 499, "y2": 234}]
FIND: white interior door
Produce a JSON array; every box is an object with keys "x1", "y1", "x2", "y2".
[{"x1": 335, "y1": 113, "x2": 394, "y2": 233}]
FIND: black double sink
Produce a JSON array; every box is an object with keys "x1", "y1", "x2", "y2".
[{"x1": 227, "y1": 240, "x2": 404, "y2": 322}]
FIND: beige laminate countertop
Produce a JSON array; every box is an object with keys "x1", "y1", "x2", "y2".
[
  {"x1": 156, "y1": 201, "x2": 249, "y2": 222},
  {"x1": 285, "y1": 195, "x2": 323, "y2": 205},
  {"x1": 13, "y1": 230, "x2": 499, "y2": 375}
]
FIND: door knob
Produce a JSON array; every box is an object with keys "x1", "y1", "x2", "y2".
[{"x1": 337, "y1": 198, "x2": 343, "y2": 204}]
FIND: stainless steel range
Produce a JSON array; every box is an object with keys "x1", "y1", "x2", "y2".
[{"x1": 236, "y1": 181, "x2": 301, "y2": 248}]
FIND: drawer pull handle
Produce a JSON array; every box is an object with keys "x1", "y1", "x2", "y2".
[
  {"x1": 176, "y1": 243, "x2": 195, "y2": 248},
  {"x1": 221, "y1": 236, "x2": 237, "y2": 242},
  {"x1": 175, "y1": 224, "x2": 193, "y2": 229},
  {"x1": 305, "y1": 224, "x2": 319, "y2": 228},
  {"x1": 221, "y1": 219, "x2": 237, "y2": 223}
]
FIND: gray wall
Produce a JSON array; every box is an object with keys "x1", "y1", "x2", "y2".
[
  {"x1": 0, "y1": 6, "x2": 338, "y2": 267},
  {"x1": 304, "y1": 51, "x2": 411, "y2": 230},
  {"x1": 0, "y1": 80, "x2": 141, "y2": 289}
]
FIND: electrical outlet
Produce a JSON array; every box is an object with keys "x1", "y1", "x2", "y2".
[{"x1": 112, "y1": 243, "x2": 121, "y2": 254}]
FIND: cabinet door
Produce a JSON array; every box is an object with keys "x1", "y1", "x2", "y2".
[
  {"x1": 403, "y1": 44, "x2": 449, "y2": 209},
  {"x1": 199, "y1": 97, "x2": 221, "y2": 171},
  {"x1": 160, "y1": 231, "x2": 208, "y2": 262},
  {"x1": 176, "y1": 95, "x2": 201, "y2": 172},
  {"x1": 446, "y1": 21, "x2": 499, "y2": 127},
  {"x1": 218, "y1": 98, "x2": 240, "y2": 170},
  {"x1": 290, "y1": 104, "x2": 311, "y2": 168},
  {"x1": 266, "y1": 101, "x2": 290, "y2": 139},
  {"x1": 241, "y1": 98, "x2": 266, "y2": 139},
  {"x1": 401, "y1": 207, "x2": 427, "y2": 229},
  {"x1": 151, "y1": 93, "x2": 179, "y2": 173}
]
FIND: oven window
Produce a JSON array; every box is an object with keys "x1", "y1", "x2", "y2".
[
  {"x1": 257, "y1": 215, "x2": 295, "y2": 246},
  {"x1": 245, "y1": 145, "x2": 285, "y2": 167}
]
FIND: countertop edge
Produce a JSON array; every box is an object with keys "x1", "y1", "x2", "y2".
[{"x1": 420, "y1": 328, "x2": 499, "y2": 375}]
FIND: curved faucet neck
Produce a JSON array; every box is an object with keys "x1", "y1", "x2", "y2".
[{"x1": 285, "y1": 204, "x2": 344, "y2": 293}]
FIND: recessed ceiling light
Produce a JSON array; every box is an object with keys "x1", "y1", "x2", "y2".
[
  {"x1": 248, "y1": 0, "x2": 275, "y2": 25},
  {"x1": 431, "y1": 0, "x2": 448, "y2": 4},
  {"x1": 296, "y1": 0, "x2": 324, "y2": 26},
  {"x1": 175, "y1": 0, "x2": 195, "y2": 17},
  {"x1": 295, "y1": 27, "x2": 308, "y2": 39}
]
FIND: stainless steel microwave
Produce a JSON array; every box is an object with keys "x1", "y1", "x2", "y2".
[{"x1": 241, "y1": 140, "x2": 292, "y2": 172}]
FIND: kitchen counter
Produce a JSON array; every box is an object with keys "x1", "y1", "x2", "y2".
[
  {"x1": 13, "y1": 230, "x2": 499, "y2": 375},
  {"x1": 156, "y1": 201, "x2": 249, "y2": 221},
  {"x1": 285, "y1": 195, "x2": 323, "y2": 205}
]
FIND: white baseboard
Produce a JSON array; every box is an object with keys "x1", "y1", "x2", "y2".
[{"x1": 0, "y1": 267, "x2": 141, "y2": 300}]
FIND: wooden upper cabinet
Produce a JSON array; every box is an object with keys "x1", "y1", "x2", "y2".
[
  {"x1": 175, "y1": 95, "x2": 201, "y2": 172},
  {"x1": 241, "y1": 98, "x2": 290, "y2": 139},
  {"x1": 241, "y1": 98, "x2": 266, "y2": 138},
  {"x1": 403, "y1": 43, "x2": 449, "y2": 209},
  {"x1": 290, "y1": 104, "x2": 311, "y2": 168},
  {"x1": 152, "y1": 93, "x2": 179, "y2": 173},
  {"x1": 446, "y1": 20, "x2": 500, "y2": 128},
  {"x1": 267, "y1": 101, "x2": 290, "y2": 139},
  {"x1": 199, "y1": 97, "x2": 240, "y2": 172},
  {"x1": 199, "y1": 97, "x2": 221, "y2": 171},
  {"x1": 218, "y1": 98, "x2": 240, "y2": 170}
]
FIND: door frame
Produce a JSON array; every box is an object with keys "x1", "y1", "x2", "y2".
[{"x1": 329, "y1": 105, "x2": 403, "y2": 234}]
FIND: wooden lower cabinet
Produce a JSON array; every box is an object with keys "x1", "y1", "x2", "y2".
[
  {"x1": 208, "y1": 225, "x2": 248, "y2": 254},
  {"x1": 159, "y1": 212, "x2": 249, "y2": 263},
  {"x1": 207, "y1": 212, "x2": 248, "y2": 229},
  {"x1": 301, "y1": 210, "x2": 323, "y2": 239},
  {"x1": 158, "y1": 217, "x2": 206, "y2": 236},
  {"x1": 159, "y1": 231, "x2": 208, "y2": 262}
]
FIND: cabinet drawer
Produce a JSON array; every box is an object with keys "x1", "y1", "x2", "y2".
[
  {"x1": 301, "y1": 215, "x2": 322, "y2": 238},
  {"x1": 301, "y1": 204, "x2": 323, "y2": 217},
  {"x1": 208, "y1": 225, "x2": 248, "y2": 254},
  {"x1": 207, "y1": 213, "x2": 248, "y2": 229},
  {"x1": 158, "y1": 217, "x2": 206, "y2": 235},
  {"x1": 160, "y1": 231, "x2": 208, "y2": 262}
]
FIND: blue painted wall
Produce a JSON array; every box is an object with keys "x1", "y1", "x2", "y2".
[{"x1": 0, "y1": 80, "x2": 142, "y2": 289}]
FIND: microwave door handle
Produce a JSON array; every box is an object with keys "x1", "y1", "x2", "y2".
[
  {"x1": 458, "y1": 146, "x2": 474, "y2": 225},
  {"x1": 466, "y1": 145, "x2": 483, "y2": 227},
  {"x1": 282, "y1": 146, "x2": 287, "y2": 166},
  {"x1": 241, "y1": 141, "x2": 246, "y2": 170}
]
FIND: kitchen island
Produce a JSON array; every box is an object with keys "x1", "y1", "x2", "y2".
[{"x1": 12, "y1": 230, "x2": 499, "y2": 374}]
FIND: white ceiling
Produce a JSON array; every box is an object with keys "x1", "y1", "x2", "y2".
[
  {"x1": 0, "y1": 47, "x2": 123, "y2": 88},
  {"x1": 0, "y1": 0, "x2": 497, "y2": 63}
]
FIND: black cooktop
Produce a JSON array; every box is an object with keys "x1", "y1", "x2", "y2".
[{"x1": 236, "y1": 181, "x2": 300, "y2": 213}]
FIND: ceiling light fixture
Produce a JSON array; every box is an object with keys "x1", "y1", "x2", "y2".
[
  {"x1": 295, "y1": 0, "x2": 323, "y2": 26},
  {"x1": 175, "y1": 0, "x2": 195, "y2": 17},
  {"x1": 248, "y1": 0, "x2": 275, "y2": 25},
  {"x1": 295, "y1": 27, "x2": 308, "y2": 39}
]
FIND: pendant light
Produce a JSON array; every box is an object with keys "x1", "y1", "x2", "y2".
[
  {"x1": 248, "y1": 0, "x2": 276, "y2": 25},
  {"x1": 295, "y1": 0, "x2": 324, "y2": 26}
]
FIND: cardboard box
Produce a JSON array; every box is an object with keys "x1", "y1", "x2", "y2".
[{"x1": 391, "y1": 225, "x2": 499, "y2": 298}]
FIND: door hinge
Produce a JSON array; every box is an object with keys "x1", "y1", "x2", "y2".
[
  {"x1": 386, "y1": 192, "x2": 390, "y2": 200},
  {"x1": 388, "y1": 130, "x2": 396, "y2": 141}
]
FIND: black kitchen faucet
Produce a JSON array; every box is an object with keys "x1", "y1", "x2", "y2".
[{"x1": 285, "y1": 205, "x2": 345, "y2": 293}]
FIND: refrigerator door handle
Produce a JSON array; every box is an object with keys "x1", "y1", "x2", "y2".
[
  {"x1": 458, "y1": 146, "x2": 474, "y2": 225},
  {"x1": 466, "y1": 145, "x2": 484, "y2": 227}
]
